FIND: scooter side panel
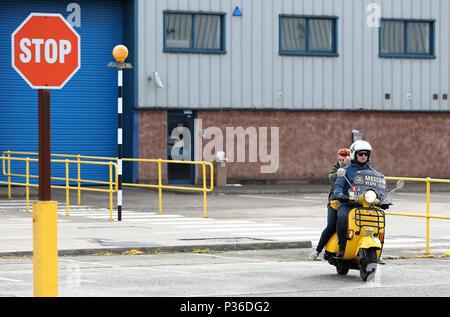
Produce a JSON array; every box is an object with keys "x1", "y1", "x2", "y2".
[{"x1": 325, "y1": 234, "x2": 339, "y2": 253}]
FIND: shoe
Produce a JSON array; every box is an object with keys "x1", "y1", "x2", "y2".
[
  {"x1": 308, "y1": 251, "x2": 320, "y2": 261},
  {"x1": 336, "y1": 249, "x2": 345, "y2": 257}
]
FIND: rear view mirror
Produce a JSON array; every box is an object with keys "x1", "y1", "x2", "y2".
[{"x1": 337, "y1": 168, "x2": 346, "y2": 177}]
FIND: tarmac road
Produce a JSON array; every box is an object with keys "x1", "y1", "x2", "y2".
[
  {"x1": 1, "y1": 249, "x2": 450, "y2": 297},
  {"x1": 1, "y1": 185, "x2": 450, "y2": 298}
]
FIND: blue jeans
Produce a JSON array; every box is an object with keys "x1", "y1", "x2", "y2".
[
  {"x1": 316, "y1": 205, "x2": 338, "y2": 253},
  {"x1": 337, "y1": 202, "x2": 353, "y2": 250}
]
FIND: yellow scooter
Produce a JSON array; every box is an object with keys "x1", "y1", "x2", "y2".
[{"x1": 324, "y1": 168, "x2": 404, "y2": 281}]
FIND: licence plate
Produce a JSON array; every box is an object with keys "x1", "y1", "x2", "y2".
[{"x1": 365, "y1": 230, "x2": 374, "y2": 236}]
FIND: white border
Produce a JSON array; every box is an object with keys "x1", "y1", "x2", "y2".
[{"x1": 11, "y1": 12, "x2": 81, "y2": 90}]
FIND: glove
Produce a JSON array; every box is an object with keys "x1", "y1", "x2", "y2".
[
  {"x1": 380, "y1": 204, "x2": 390, "y2": 210},
  {"x1": 337, "y1": 195, "x2": 349, "y2": 203}
]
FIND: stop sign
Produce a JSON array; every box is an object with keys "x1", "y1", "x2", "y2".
[{"x1": 11, "y1": 13, "x2": 80, "y2": 89}]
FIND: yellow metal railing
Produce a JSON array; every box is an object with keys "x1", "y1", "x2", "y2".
[
  {"x1": 1, "y1": 153, "x2": 119, "y2": 220},
  {"x1": 122, "y1": 158, "x2": 214, "y2": 218},
  {"x1": 385, "y1": 176, "x2": 450, "y2": 255},
  {"x1": 2, "y1": 151, "x2": 117, "y2": 205},
  {"x1": 2, "y1": 151, "x2": 214, "y2": 219}
]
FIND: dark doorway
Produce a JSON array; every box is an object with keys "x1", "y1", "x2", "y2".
[{"x1": 167, "y1": 111, "x2": 194, "y2": 184}]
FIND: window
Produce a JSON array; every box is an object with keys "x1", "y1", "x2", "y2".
[
  {"x1": 380, "y1": 19, "x2": 435, "y2": 58},
  {"x1": 163, "y1": 11, "x2": 226, "y2": 54},
  {"x1": 279, "y1": 15, "x2": 338, "y2": 56}
]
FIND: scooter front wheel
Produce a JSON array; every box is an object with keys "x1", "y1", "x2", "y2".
[{"x1": 359, "y1": 248, "x2": 378, "y2": 282}]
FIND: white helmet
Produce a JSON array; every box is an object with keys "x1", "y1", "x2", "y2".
[{"x1": 349, "y1": 140, "x2": 373, "y2": 161}]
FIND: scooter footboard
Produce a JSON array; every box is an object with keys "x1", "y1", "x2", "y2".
[{"x1": 326, "y1": 255, "x2": 359, "y2": 270}]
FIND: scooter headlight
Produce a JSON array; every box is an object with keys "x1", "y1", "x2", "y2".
[{"x1": 364, "y1": 190, "x2": 377, "y2": 204}]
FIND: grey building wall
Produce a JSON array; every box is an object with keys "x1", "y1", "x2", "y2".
[{"x1": 137, "y1": 0, "x2": 450, "y2": 111}]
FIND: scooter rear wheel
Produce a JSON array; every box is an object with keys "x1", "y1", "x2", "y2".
[{"x1": 336, "y1": 266, "x2": 349, "y2": 275}]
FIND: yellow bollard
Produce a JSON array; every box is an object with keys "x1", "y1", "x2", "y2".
[
  {"x1": 33, "y1": 201, "x2": 58, "y2": 297},
  {"x1": 65, "y1": 160, "x2": 70, "y2": 216},
  {"x1": 202, "y1": 161, "x2": 207, "y2": 218},
  {"x1": 77, "y1": 155, "x2": 81, "y2": 205},
  {"x1": 158, "y1": 159, "x2": 163, "y2": 214},
  {"x1": 7, "y1": 151, "x2": 11, "y2": 199},
  {"x1": 425, "y1": 178, "x2": 431, "y2": 255},
  {"x1": 26, "y1": 158, "x2": 30, "y2": 212},
  {"x1": 109, "y1": 162, "x2": 113, "y2": 221}
]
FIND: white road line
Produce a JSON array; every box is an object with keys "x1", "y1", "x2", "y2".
[
  {"x1": 172, "y1": 223, "x2": 285, "y2": 229},
  {"x1": 200, "y1": 227, "x2": 291, "y2": 233},
  {"x1": 87, "y1": 214, "x2": 184, "y2": 219},
  {"x1": 397, "y1": 193, "x2": 450, "y2": 198},
  {"x1": 110, "y1": 218, "x2": 217, "y2": 223},
  {"x1": 0, "y1": 277, "x2": 24, "y2": 283},
  {"x1": 0, "y1": 225, "x2": 32, "y2": 229},
  {"x1": 59, "y1": 258, "x2": 190, "y2": 275},
  {"x1": 262, "y1": 236, "x2": 319, "y2": 240},
  {"x1": 120, "y1": 219, "x2": 217, "y2": 224},
  {"x1": 236, "y1": 230, "x2": 321, "y2": 235},
  {"x1": 0, "y1": 236, "x2": 32, "y2": 240},
  {"x1": 237, "y1": 194, "x2": 321, "y2": 203},
  {"x1": 383, "y1": 243, "x2": 450, "y2": 249},
  {"x1": 121, "y1": 213, "x2": 175, "y2": 217}
]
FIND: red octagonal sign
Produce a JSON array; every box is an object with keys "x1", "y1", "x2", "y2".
[{"x1": 12, "y1": 13, "x2": 80, "y2": 89}]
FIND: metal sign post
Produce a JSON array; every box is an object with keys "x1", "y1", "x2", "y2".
[
  {"x1": 107, "y1": 45, "x2": 132, "y2": 221},
  {"x1": 11, "y1": 12, "x2": 81, "y2": 297},
  {"x1": 38, "y1": 89, "x2": 51, "y2": 201}
]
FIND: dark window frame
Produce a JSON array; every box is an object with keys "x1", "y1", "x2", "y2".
[
  {"x1": 279, "y1": 15, "x2": 339, "y2": 57},
  {"x1": 163, "y1": 10, "x2": 227, "y2": 54},
  {"x1": 379, "y1": 18, "x2": 436, "y2": 59}
]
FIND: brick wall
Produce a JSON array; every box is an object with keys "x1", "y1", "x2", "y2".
[
  {"x1": 138, "y1": 110, "x2": 167, "y2": 183},
  {"x1": 138, "y1": 109, "x2": 450, "y2": 184}
]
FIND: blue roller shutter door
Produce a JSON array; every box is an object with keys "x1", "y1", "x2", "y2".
[{"x1": 0, "y1": 0, "x2": 123, "y2": 185}]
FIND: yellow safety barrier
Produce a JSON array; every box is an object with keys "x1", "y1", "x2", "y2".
[
  {"x1": 1, "y1": 152, "x2": 118, "y2": 220},
  {"x1": 122, "y1": 158, "x2": 214, "y2": 218},
  {"x1": 2, "y1": 151, "x2": 214, "y2": 219},
  {"x1": 385, "y1": 176, "x2": 450, "y2": 255},
  {"x1": 2, "y1": 151, "x2": 117, "y2": 205}
]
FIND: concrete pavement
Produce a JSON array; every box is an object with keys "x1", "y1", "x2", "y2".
[
  {"x1": 0, "y1": 185, "x2": 317, "y2": 257},
  {"x1": 1, "y1": 182, "x2": 449, "y2": 258}
]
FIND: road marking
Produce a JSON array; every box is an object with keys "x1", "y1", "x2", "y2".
[
  {"x1": 0, "y1": 277, "x2": 25, "y2": 283},
  {"x1": 397, "y1": 193, "x2": 450, "y2": 199},
  {"x1": 59, "y1": 258, "x2": 190, "y2": 275},
  {"x1": 191, "y1": 252, "x2": 268, "y2": 263},
  {"x1": 237, "y1": 194, "x2": 321, "y2": 203},
  {"x1": 87, "y1": 214, "x2": 183, "y2": 220},
  {"x1": 0, "y1": 236, "x2": 32, "y2": 240},
  {"x1": 172, "y1": 223, "x2": 284, "y2": 229},
  {"x1": 0, "y1": 225, "x2": 32, "y2": 229}
]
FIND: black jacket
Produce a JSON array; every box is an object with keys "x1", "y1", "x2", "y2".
[{"x1": 328, "y1": 161, "x2": 340, "y2": 203}]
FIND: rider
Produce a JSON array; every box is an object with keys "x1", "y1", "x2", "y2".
[
  {"x1": 333, "y1": 140, "x2": 376, "y2": 257},
  {"x1": 309, "y1": 148, "x2": 350, "y2": 261}
]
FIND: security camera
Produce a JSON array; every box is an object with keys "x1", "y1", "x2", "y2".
[{"x1": 151, "y1": 72, "x2": 164, "y2": 88}]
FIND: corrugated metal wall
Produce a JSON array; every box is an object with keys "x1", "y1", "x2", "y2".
[{"x1": 138, "y1": 0, "x2": 449, "y2": 111}]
